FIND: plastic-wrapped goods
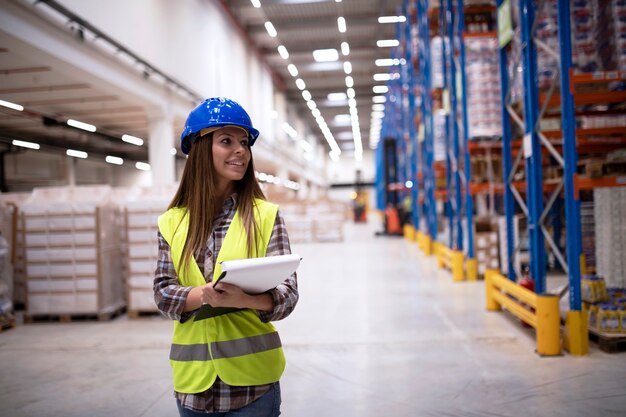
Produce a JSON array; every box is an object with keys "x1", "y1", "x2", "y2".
[
  {"x1": 0, "y1": 234, "x2": 13, "y2": 317},
  {"x1": 594, "y1": 187, "x2": 626, "y2": 289},
  {"x1": 433, "y1": 113, "x2": 447, "y2": 162},
  {"x1": 430, "y1": 36, "x2": 446, "y2": 89},
  {"x1": 464, "y1": 36, "x2": 503, "y2": 138}
]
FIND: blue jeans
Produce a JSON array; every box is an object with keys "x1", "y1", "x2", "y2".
[{"x1": 176, "y1": 383, "x2": 281, "y2": 417}]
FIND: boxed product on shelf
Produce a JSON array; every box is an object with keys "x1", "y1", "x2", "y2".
[
  {"x1": 594, "y1": 187, "x2": 626, "y2": 289},
  {"x1": 21, "y1": 186, "x2": 124, "y2": 317}
]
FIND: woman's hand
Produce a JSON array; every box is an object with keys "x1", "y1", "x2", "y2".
[
  {"x1": 199, "y1": 282, "x2": 275, "y2": 312},
  {"x1": 201, "y1": 282, "x2": 249, "y2": 309}
]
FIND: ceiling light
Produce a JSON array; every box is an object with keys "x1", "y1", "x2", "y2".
[
  {"x1": 375, "y1": 58, "x2": 400, "y2": 66},
  {"x1": 313, "y1": 48, "x2": 339, "y2": 62},
  {"x1": 377, "y1": 39, "x2": 399, "y2": 48},
  {"x1": 277, "y1": 45, "x2": 289, "y2": 59},
  {"x1": 373, "y1": 96, "x2": 387, "y2": 103},
  {"x1": 373, "y1": 85, "x2": 389, "y2": 94},
  {"x1": 12, "y1": 139, "x2": 40, "y2": 150},
  {"x1": 66, "y1": 149, "x2": 87, "y2": 158},
  {"x1": 335, "y1": 114, "x2": 351, "y2": 123},
  {"x1": 378, "y1": 16, "x2": 406, "y2": 23},
  {"x1": 345, "y1": 76, "x2": 354, "y2": 88},
  {"x1": 337, "y1": 17, "x2": 346, "y2": 33},
  {"x1": 341, "y1": 42, "x2": 350, "y2": 56},
  {"x1": 373, "y1": 73, "x2": 392, "y2": 81},
  {"x1": 348, "y1": 98, "x2": 357, "y2": 108},
  {"x1": 372, "y1": 104, "x2": 385, "y2": 111},
  {"x1": 0, "y1": 99, "x2": 24, "y2": 111},
  {"x1": 302, "y1": 90, "x2": 312, "y2": 101},
  {"x1": 105, "y1": 156, "x2": 123, "y2": 165},
  {"x1": 287, "y1": 64, "x2": 298, "y2": 77},
  {"x1": 122, "y1": 134, "x2": 144, "y2": 146},
  {"x1": 282, "y1": 122, "x2": 297, "y2": 138},
  {"x1": 170, "y1": 147, "x2": 177, "y2": 155},
  {"x1": 343, "y1": 61, "x2": 352, "y2": 74},
  {"x1": 307, "y1": 100, "x2": 317, "y2": 110},
  {"x1": 372, "y1": 111, "x2": 385, "y2": 118},
  {"x1": 264, "y1": 21, "x2": 277, "y2": 37},
  {"x1": 295, "y1": 78, "x2": 306, "y2": 90},
  {"x1": 135, "y1": 162, "x2": 151, "y2": 171},
  {"x1": 346, "y1": 88, "x2": 355, "y2": 98},
  {"x1": 312, "y1": 108, "x2": 321, "y2": 118},
  {"x1": 250, "y1": 0, "x2": 261, "y2": 7},
  {"x1": 328, "y1": 92, "x2": 347, "y2": 101},
  {"x1": 67, "y1": 119, "x2": 96, "y2": 132}
]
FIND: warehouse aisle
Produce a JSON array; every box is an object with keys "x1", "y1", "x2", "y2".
[{"x1": 0, "y1": 220, "x2": 625, "y2": 417}]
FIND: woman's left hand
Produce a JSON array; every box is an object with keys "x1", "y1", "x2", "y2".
[{"x1": 202, "y1": 282, "x2": 249, "y2": 309}]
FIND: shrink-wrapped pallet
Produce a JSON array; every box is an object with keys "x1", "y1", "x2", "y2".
[{"x1": 21, "y1": 186, "x2": 124, "y2": 318}]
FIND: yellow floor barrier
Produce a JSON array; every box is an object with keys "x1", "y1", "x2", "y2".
[
  {"x1": 485, "y1": 269, "x2": 561, "y2": 356},
  {"x1": 435, "y1": 243, "x2": 464, "y2": 281}
]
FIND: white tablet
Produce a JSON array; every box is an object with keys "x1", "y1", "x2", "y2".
[{"x1": 215, "y1": 253, "x2": 301, "y2": 294}]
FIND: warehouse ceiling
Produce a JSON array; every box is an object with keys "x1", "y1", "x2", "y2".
[
  {"x1": 0, "y1": 0, "x2": 404, "y2": 163},
  {"x1": 221, "y1": 0, "x2": 404, "y2": 155}
]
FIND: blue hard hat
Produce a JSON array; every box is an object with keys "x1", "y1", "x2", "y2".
[{"x1": 180, "y1": 97, "x2": 260, "y2": 154}]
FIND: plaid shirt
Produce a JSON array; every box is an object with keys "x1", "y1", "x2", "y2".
[{"x1": 153, "y1": 194, "x2": 298, "y2": 413}]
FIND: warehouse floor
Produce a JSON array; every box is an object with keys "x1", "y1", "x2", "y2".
[{"x1": 0, "y1": 220, "x2": 625, "y2": 417}]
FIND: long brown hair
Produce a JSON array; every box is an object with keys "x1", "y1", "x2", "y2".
[{"x1": 168, "y1": 133, "x2": 266, "y2": 275}]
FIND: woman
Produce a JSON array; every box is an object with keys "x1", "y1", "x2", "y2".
[{"x1": 154, "y1": 97, "x2": 299, "y2": 416}]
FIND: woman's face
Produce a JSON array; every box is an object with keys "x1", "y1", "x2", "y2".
[{"x1": 211, "y1": 126, "x2": 251, "y2": 187}]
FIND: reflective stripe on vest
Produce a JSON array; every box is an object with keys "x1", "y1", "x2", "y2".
[
  {"x1": 170, "y1": 331, "x2": 282, "y2": 361},
  {"x1": 158, "y1": 199, "x2": 285, "y2": 393}
]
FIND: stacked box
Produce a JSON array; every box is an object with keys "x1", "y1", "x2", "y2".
[
  {"x1": 535, "y1": 0, "x2": 559, "y2": 89},
  {"x1": 22, "y1": 186, "x2": 124, "y2": 317},
  {"x1": 464, "y1": 35, "x2": 502, "y2": 139},
  {"x1": 572, "y1": 0, "x2": 602, "y2": 72},
  {"x1": 580, "y1": 200, "x2": 596, "y2": 272},
  {"x1": 611, "y1": 0, "x2": 626, "y2": 70},
  {"x1": 474, "y1": 217, "x2": 500, "y2": 275},
  {"x1": 279, "y1": 200, "x2": 348, "y2": 244},
  {"x1": 594, "y1": 187, "x2": 626, "y2": 288},
  {"x1": 0, "y1": 193, "x2": 31, "y2": 308}
]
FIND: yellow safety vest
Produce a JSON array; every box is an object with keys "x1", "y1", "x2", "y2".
[{"x1": 158, "y1": 199, "x2": 285, "y2": 393}]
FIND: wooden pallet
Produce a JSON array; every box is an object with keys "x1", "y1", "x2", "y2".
[
  {"x1": 0, "y1": 315, "x2": 16, "y2": 332},
  {"x1": 24, "y1": 305, "x2": 126, "y2": 323},
  {"x1": 589, "y1": 327, "x2": 626, "y2": 353},
  {"x1": 127, "y1": 309, "x2": 161, "y2": 319}
]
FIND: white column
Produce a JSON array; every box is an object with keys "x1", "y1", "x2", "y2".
[{"x1": 148, "y1": 114, "x2": 176, "y2": 186}]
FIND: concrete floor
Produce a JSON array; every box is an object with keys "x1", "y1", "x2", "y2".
[{"x1": 0, "y1": 220, "x2": 625, "y2": 417}]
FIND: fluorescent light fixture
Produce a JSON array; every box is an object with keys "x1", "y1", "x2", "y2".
[
  {"x1": 312, "y1": 108, "x2": 321, "y2": 118},
  {"x1": 299, "y1": 140, "x2": 313, "y2": 152},
  {"x1": 347, "y1": 88, "x2": 355, "y2": 98},
  {"x1": 307, "y1": 100, "x2": 317, "y2": 110},
  {"x1": 313, "y1": 48, "x2": 339, "y2": 62},
  {"x1": 264, "y1": 21, "x2": 277, "y2": 37},
  {"x1": 375, "y1": 58, "x2": 400, "y2": 66},
  {"x1": 105, "y1": 156, "x2": 123, "y2": 165},
  {"x1": 66, "y1": 149, "x2": 87, "y2": 158},
  {"x1": 122, "y1": 134, "x2": 144, "y2": 146},
  {"x1": 335, "y1": 0, "x2": 342, "y2": 2},
  {"x1": 343, "y1": 61, "x2": 352, "y2": 74},
  {"x1": 378, "y1": 16, "x2": 406, "y2": 23},
  {"x1": 377, "y1": 39, "x2": 399, "y2": 48},
  {"x1": 302, "y1": 90, "x2": 312, "y2": 101},
  {"x1": 0, "y1": 99, "x2": 24, "y2": 111},
  {"x1": 373, "y1": 95, "x2": 387, "y2": 103},
  {"x1": 287, "y1": 64, "x2": 298, "y2": 77},
  {"x1": 250, "y1": 0, "x2": 261, "y2": 7},
  {"x1": 67, "y1": 119, "x2": 96, "y2": 132},
  {"x1": 327, "y1": 92, "x2": 347, "y2": 101},
  {"x1": 295, "y1": 78, "x2": 306, "y2": 90},
  {"x1": 329, "y1": 150, "x2": 340, "y2": 162},
  {"x1": 170, "y1": 147, "x2": 177, "y2": 155},
  {"x1": 372, "y1": 111, "x2": 385, "y2": 118},
  {"x1": 373, "y1": 85, "x2": 389, "y2": 94},
  {"x1": 277, "y1": 45, "x2": 289, "y2": 59},
  {"x1": 282, "y1": 122, "x2": 297, "y2": 138},
  {"x1": 337, "y1": 17, "x2": 346, "y2": 33},
  {"x1": 373, "y1": 73, "x2": 392, "y2": 81},
  {"x1": 12, "y1": 139, "x2": 40, "y2": 150},
  {"x1": 135, "y1": 162, "x2": 151, "y2": 171},
  {"x1": 372, "y1": 104, "x2": 385, "y2": 111},
  {"x1": 345, "y1": 76, "x2": 354, "y2": 88},
  {"x1": 348, "y1": 98, "x2": 357, "y2": 108},
  {"x1": 334, "y1": 114, "x2": 351, "y2": 123},
  {"x1": 341, "y1": 42, "x2": 350, "y2": 56}
]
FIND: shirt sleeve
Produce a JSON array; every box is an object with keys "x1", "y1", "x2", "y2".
[
  {"x1": 257, "y1": 209, "x2": 299, "y2": 323},
  {"x1": 153, "y1": 231, "x2": 197, "y2": 323}
]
